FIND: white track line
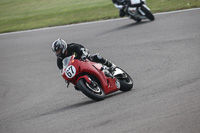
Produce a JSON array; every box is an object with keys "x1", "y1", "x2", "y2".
[{"x1": 0, "y1": 8, "x2": 200, "y2": 36}]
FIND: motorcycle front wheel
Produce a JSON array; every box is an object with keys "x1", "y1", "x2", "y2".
[
  {"x1": 141, "y1": 5, "x2": 155, "y2": 21},
  {"x1": 77, "y1": 77, "x2": 105, "y2": 101}
]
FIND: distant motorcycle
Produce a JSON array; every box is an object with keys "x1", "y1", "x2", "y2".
[
  {"x1": 118, "y1": 0, "x2": 155, "y2": 22},
  {"x1": 61, "y1": 55, "x2": 133, "y2": 101}
]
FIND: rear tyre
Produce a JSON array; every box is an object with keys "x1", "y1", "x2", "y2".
[
  {"x1": 141, "y1": 6, "x2": 155, "y2": 21},
  {"x1": 117, "y1": 69, "x2": 133, "y2": 92},
  {"x1": 77, "y1": 78, "x2": 105, "y2": 101}
]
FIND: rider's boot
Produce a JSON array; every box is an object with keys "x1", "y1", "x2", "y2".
[{"x1": 89, "y1": 53, "x2": 116, "y2": 72}]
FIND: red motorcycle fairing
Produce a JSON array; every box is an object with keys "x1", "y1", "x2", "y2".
[
  {"x1": 62, "y1": 55, "x2": 119, "y2": 94},
  {"x1": 76, "y1": 75, "x2": 91, "y2": 84}
]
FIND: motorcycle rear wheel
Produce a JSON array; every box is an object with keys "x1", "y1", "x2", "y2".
[
  {"x1": 77, "y1": 78, "x2": 105, "y2": 101},
  {"x1": 117, "y1": 69, "x2": 133, "y2": 92},
  {"x1": 141, "y1": 5, "x2": 155, "y2": 21}
]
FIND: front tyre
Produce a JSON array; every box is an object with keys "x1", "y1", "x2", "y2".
[
  {"x1": 77, "y1": 78, "x2": 105, "y2": 101},
  {"x1": 141, "y1": 5, "x2": 155, "y2": 21}
]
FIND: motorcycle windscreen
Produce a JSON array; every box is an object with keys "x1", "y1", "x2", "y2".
[{"x1": 62, "y1": 56, "x2": 72, "y2": 67}]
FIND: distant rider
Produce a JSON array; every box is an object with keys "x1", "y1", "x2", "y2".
[
  {"x1": 112, "y1": 0, "x2": 126, "y2": 17},
  {"x1": 51, "y1": 38, "x2": 116, "y2": 72}
]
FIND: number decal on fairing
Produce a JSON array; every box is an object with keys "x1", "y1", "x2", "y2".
[
  {"x1": 130, "y1": 0, "x2": 140, "y2": 4},
  {"x1": 65, "y1": 65, "x2": 76, "y2": 78}
]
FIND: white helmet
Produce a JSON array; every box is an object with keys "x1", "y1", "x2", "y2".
[{"x1": 51, "y1": 38, "x2": 67, "y2": 57}]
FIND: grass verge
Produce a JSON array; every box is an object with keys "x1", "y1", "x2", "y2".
[{"x1": 0, "y1": 0, "x2": 200, "y2": 33}]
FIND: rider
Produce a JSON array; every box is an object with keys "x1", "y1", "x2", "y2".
[
  {"x1": 51, "y1": 38, "x2": 116, "y2": 72},
  {"x1": 112, "y1": 0, "x2": 126, "y2": 17}
]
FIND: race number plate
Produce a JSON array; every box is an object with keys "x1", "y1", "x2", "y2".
[
  {"x1": 130, "y1": 0, "x2": 141, "y2": 4},
  {"x1": 65, "y1": 65, "x2": 76, "y2": 78}
]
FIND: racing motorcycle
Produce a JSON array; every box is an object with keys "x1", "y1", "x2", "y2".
[
  {"x1": 115, "y1": 0, "x2": 155, "y2": 22},
  {"x1": 61, "y1": 55, "x2": 133, "y2": 101}
]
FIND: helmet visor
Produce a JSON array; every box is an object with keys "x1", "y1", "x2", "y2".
[{"x1": 56, "y1": 49, "x2": 62, "y2": 57}]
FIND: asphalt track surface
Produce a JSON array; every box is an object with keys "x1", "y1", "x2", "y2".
[{"x1": 0, "y1": 8, "x2": 200, "y2": 133}]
